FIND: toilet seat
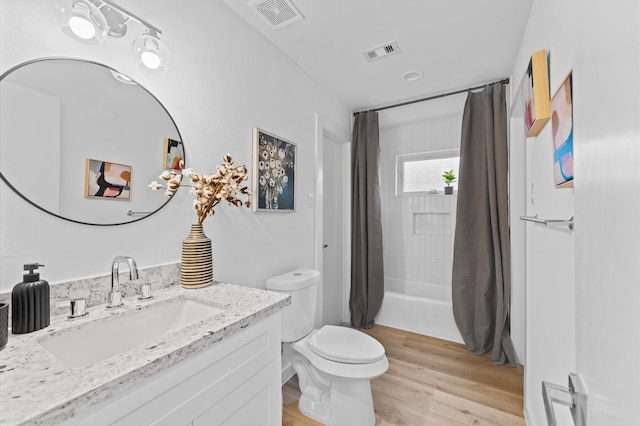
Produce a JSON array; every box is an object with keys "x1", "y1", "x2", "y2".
[
  {"x1": 308, "y1": 325, "x2": 386, "y2": 364},
  {"x1": 292, "y1": 328, "x2": 389, "y2": 380}
]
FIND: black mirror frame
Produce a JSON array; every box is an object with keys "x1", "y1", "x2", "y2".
[{"x1": 0, "y1": 57, "x2": 184, "y2": 226}]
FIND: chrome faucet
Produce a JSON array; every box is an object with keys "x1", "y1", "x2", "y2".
[{"x1": 107, "y1": 256, "x2": 139, "y2": 308}]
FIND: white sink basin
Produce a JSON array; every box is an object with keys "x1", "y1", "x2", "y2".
[{"x1": 39, "y1": 299, "x2": 225, "y2": 368}]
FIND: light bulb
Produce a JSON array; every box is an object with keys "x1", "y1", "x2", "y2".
[
  {"x1": 141, "y1": 51, "x2": 161, "y2": 70},
  {"x1": 68, "y1": 16, "x2": 96, "y2": 39}
]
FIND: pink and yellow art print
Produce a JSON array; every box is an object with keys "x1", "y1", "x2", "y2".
[{"x1": 85, "y1": 159, "x2": 131, "y2": 200}]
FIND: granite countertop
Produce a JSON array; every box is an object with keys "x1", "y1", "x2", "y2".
[{"x1": 0, "y1": 283, "x2": 290, "y2": 426}]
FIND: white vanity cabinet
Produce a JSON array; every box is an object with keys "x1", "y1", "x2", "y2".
[{"x1": 65, "y1": 312, "x2": 282, "y2": 426}]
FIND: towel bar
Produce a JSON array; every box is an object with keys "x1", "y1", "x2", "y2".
[{"x1": 520, "y1": 215, "x2": 574, "y2": 230}]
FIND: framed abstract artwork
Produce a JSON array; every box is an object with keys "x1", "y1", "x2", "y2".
[
  {"x1": 252, "y1": 128, "x2": 296, "y2": 212},
  {"x1": 522, "y1": 49, "x2": 551, "y2": 137},
  {"x1": 164, "y1": 138, "x2": 184, "y2": 170},
  {"x1": 84, "y1": 159, "x2": 131, "y2": 200},
  {"x1": 551, "y1": 71, "x2": 574, "y2": 188}
]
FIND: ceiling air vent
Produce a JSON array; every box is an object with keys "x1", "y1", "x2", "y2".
[
  {"x1": 363, "y1": 41, "x2": 401, "y2": 62},
  {"x1": 251, "y1": 0, "x2": 304, "y2": 30}
]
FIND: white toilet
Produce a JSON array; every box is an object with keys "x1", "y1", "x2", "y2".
[{"x1": 266, "y1": 268, "x2": 388, "y2": 426}]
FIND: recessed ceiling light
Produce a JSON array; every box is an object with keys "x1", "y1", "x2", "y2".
[{"x1": 403, "y1": 70, "x2": 424, "y2": 81}]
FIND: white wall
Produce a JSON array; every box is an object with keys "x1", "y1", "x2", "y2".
[
  {"x1": 512, "y1": 0, "x2": 640, "y2": 424},
  {"x1": 0, "y1": 0, "x2": 350, "y2": 291},
  {"x1": 1, "y1": 82, "x2": 61, "y2": 213}
]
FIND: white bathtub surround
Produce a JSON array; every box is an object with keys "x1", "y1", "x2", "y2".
[
  {"x1": 380, "y1": 115, "x2": 461, "y2": 287},
  {"x1": 0, "y1": 262, "x2": 180, "y2": 318},
  {"x1": 0, "y1": 283, "x2": 289, "y2": 426},
  {"x1": 375, "y1": 277, "x2": 462, "y2": 344},
  {"x1": 377, "y1": 115, "x2": 462, "y2": 342}
]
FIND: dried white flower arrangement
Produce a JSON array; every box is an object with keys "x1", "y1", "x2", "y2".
[{"x1": 148, "y1": 154, "x2": 251, "y2": 225}]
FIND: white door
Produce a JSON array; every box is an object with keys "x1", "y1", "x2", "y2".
[
  {"x1": 572, "y1": 5, "x2": 640, "y2": 424},
  {"x1": 315, "y1": 114, "x2": 351, "y2": 327},
  {"x1": 322, "y1": 132, "x2": 344, "y2": 326},
  {"x1": 523, "y1": 138, "x2": 576, "y2": 426}
]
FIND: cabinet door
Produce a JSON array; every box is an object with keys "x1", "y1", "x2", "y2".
[{"x1": 193, "y1": 358, "x2": 281, "y2": 426}]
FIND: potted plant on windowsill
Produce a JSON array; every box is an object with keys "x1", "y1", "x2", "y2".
[{"x1": 442, "y1": 169, "x2": 456, "y2": 194}]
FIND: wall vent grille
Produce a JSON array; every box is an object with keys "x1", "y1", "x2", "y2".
[
  {"x1": 363, "y1": 41, "x2": 401, "y2": 62},
  {"x1": 251, "y1": 0, "x2": 304, "y2": 29}
]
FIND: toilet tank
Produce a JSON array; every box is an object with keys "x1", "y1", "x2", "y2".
[{"x1": 266, "y1": 268, "x2": 320, "y2": 342}]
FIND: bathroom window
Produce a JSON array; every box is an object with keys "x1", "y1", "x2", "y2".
[{"x1": 396, "y1": 149, "x2": 460, "y2": 195}]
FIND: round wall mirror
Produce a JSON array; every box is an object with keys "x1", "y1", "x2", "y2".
[{"x1": 0, "y1": 58, "x2": 184, "y2": 225}]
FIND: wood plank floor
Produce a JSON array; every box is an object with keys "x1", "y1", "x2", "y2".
[{"x1": 282, "y1": 324, "x2": 524, "y2": 425}]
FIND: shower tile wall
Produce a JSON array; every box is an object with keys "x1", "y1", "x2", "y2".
[{"x1": 379, "y1": 115, "x2": 462, "y2": 291}]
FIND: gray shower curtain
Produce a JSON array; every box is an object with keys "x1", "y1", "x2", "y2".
[
  {"x1": 452, "y1": 83, "x2": 517, "y2": 366},
  {"x1": 350, "y1": 111, "x2": 384, "y2": 329}
]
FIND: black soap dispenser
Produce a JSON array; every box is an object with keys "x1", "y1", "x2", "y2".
[{"x1": 11, "y1": 263, "x2": 50, "y2": 334}]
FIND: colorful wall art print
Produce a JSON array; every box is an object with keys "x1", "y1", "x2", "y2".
[
  {"x1": 551, "y1": 71, "x2": 574, "y2": 188},
  {"x1": 164, "y1": 138, "x2": 184, "y2": 170},
  {"x1": 252, "y1": 128, "x2": 296, "y2": 212},
  {"x1": 85, "y1": 159, "x2": 131, "y2": 200},
  {"x1": 522, "y1": 49, "x2": 551, "y2": 137}
]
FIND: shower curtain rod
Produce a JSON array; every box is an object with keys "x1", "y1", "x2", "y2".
[{"x1": 353, "y1": 77, "x2": 510, "y2": 115}]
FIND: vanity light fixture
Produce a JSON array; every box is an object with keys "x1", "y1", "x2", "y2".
[{"x1": 57, "y1": 0, "x2": 170, "y2": 72}]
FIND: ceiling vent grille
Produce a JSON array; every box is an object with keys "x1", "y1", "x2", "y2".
[
  {"x1": 363, "y1": 41, "x2": 401, "y2": 62},
  {"x1": 251, "y1": 0, "x2": 304, "y2": 29}
]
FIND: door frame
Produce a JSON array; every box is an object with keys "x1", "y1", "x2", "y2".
[
  {"x1": 508, "y1": 83, "x2": 527, "y2": 366},
  {"x1": 314, "y1": 113, "x2": 351, "y2": 325}
]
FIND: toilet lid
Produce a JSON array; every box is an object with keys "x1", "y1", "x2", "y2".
[{"x1": 307, "y1": 325, "x2": 386, "y2": 364}]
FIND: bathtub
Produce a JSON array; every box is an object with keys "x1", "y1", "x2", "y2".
[{"x1": 375, "y1": 277, "x2": 463, "y2": 344}]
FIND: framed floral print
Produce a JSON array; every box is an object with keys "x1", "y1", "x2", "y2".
[{"x1": 252, "y1": 128, "x2": 296, "y2": 212}]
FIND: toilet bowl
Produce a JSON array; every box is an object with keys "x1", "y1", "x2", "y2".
[
  {"x1": 291, "y1": 326, "x2": 389, "y2": 425},
  {"x1": 266, "y1": 269, "x2": 388, "y2": 426}
]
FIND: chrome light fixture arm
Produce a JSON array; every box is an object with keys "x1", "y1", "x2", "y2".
[{"x1": 98, "y1": 0, "x2": 162, "y2": 37}]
